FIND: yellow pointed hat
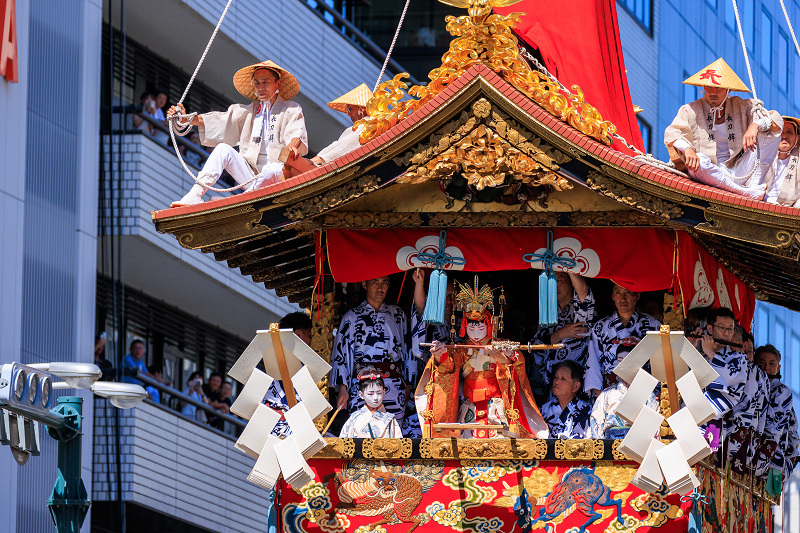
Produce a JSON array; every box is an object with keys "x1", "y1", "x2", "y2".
[
  {"x1": 327, "y1": 83, "x2": 373, "y2": 113},
  {"x1": 683, "y1": 58, "x2": 750, "y2": 92}
]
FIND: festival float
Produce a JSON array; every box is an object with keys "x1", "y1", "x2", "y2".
[{"x1": 151, "y1": 0, "x2": 800, "y2": 531}]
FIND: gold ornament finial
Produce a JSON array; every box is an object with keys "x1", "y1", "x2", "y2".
[{"x1": 357, "y1": 0, "x2": 616, "y2": 145}]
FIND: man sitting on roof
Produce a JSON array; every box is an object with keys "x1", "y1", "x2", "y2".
[
  {"x1": 282, "y1": 84, "x2": 372, "y2": 178},
  {"x1": 167, "y1": 60, "x2": 308, "y2": 206},
  {"x1": 763, "y1": 116, "x2": 800, "y2": 207},
  {"x1": 664, "y1": 58, "x2": 782, "y2": 199}
]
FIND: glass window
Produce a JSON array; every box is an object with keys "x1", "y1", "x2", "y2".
[
  {"x1": 725, "y1": 2, "x2": 736, "y2": 31},
  {"x1": 682, "y1": 71, "x2": 702, "y2": 103},
  {"x1": 637, "y1": 116, "x2": 652, "y2": 153},
  {"x1": 745, "y1": 0, "x2": 755, "y2": 51},
  {"x1": 618, "y1": 0, "x2": 652, "y2": 34},
  {"x1": 706, "y1": 0, "x2": 717, "y2": 8},
  {"x1": 774, "y1": 320, "x2": 786, "y2": 356},
  {"x1": 779, "y1": 30, "x2": 789, "y2": 90},
  {"x1": 761, "y1": 9, "x2": 773, "y2": 74},
  {"x1": 755, "y1": 306, "x2": 769, "y2": 347}
]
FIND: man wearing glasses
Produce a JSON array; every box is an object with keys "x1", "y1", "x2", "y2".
[{"x1": 701, "y1": 308, "x2": 768, "y2": 471}]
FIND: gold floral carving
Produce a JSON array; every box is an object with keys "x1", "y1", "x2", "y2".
[
  {"x1": 586, "y1": 171, "x2": 684, "y2": 219},
  {"x1": 611, "y1": 440, "x2": 627, "y2": 461},
  {"x1": 419, "y1": 438, "x2": 545, "y2": 460},
  {"x1": 569, "y1": 211, "x2": 667, "y2": 227},
  {"x1": 554, "y1": 439, "x2": 604, "y2": 460},
  {"x1": 362, "y1": 438, "x2": 413, "y2": 460},
  {"x1": 322, "y1": 212, "x2": 425, "y2": 228},
  {"x1": 284, "y1": 175, "x2": 380, "y2": 221},
  {"x1": 393, "y1": 99, "x2": 572, "y2": 193},
  {"x1": 312, "y1": 291, "x2": 336, "y2": 432},
  {"x1": 427, "y1": 211, "x2": 557, "y2": 227},
  {"x1": 356, "y1": 0, "x2": 616, "y2": 145},
  {"x1": 313, "y1": 438, "x2": 356, "y2": 459}
]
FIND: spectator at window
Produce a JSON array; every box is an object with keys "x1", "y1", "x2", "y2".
[
  {"x1": 121, "y1": 339, "x2": 152, "y2": 385},
  {"x1": 152, "y1": 88, "x2": 170, "y2": 145},
  {"x1": 219, "y1": 381, "x2": 235, "y2": 434},
  {"x1": 184, "y1": 131, "x2": 203, "y2": 167},
  {"x1": 204, "y1": 372, "x2": 230, "y2": 430},
  {"x1": 181, "y1": 371, "x2": 208, "y2": 423},
  {"x1": 132, "y1": 91, "x2": 156, "y2": 135},
  {"x1": 145, "y1": 365, "x2": 163, "y2": 404},
  {"x1": 540, "y1": 360, "x2": 592, "y2": 439},
  {"x1": 94, "y1": 332, "x2": 114, "y2": 381}
]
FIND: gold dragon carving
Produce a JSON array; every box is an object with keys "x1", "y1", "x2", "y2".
[{"x1": 356, "y1": 0, "x2": 617, "y2": 145}]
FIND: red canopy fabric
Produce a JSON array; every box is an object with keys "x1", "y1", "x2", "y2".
[
  {"x1": 326, "y1": 227, "x2": 674, "y2": 292},
  {"x1": 325, "y1": 228, "x2": 755, "y2": 328},
  {"x1": 677, "y1": 232, "x2": 755, "y2": 330},
  {"x1": 495, "y1": 0, "x2": 644, "y2": 155}
]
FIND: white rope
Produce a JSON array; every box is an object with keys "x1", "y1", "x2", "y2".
[
  {"x1": 779, "y1": 0, "x2": 800, "y2": 61},
  {"x1": 731, "y1": 0, "x2": 758, "y2": 100},
  {"x1": 521, "y1": 48, "x2": 691, "y2": 177},
  {"x1": 166, "y1": 0, "x2": 258, "y2": 193},
  {"x1": 373, "y1": 0, "x2": 412, "y2": 92}
]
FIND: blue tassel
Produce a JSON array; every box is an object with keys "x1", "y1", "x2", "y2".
[
  {"x1": 538, "y1": 271, "x2": 548, "y2": 326},
  {"x1": 422, "y1": 269, "x2": 447, "y2": 325},
  {"x1": 547, "y1": 272, "x2": 558, "y2": 326}
]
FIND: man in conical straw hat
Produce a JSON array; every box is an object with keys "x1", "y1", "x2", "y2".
[
  {"x1": 311, "y1": 83, "x2": 372, "y2": 165},
  {"x1": 167, "y1": 60, "x2": 308, "y2": 206},
  {"x1": 664, "y1": 58, "x2": 783, "y2": 199},
  {"x1": 763, "y1": 116, "x2": 800, "y2": 207}
]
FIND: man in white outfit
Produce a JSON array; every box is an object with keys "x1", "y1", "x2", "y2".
[
  {"x1": 664, "y1": 58, "x2": 782, "y2": 199},
  {"x1": 764, "y1": 116, "x2": 800, "y2": 207},
  {"x1": 311, "y1": 83, "x2": 372, "y2": 165},
  {"x1": 167, "y1": 60, "x2": 308, "y2": 206}
]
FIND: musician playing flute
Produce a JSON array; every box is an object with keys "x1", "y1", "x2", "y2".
[{"x1": 415, "y1": 276, "x2": 549, "y2": 439}]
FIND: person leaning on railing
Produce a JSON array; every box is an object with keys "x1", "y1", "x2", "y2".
[{"x1": 180, "y1": 371, "x2": 209, "y2": 423}]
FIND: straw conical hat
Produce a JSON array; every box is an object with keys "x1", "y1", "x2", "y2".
[
  {"x1": 683, "y1": 58, "x2": 750, "y2": 92},
  {"x1": 327, "y1": 83, "x2": 373, "y2": 113},
  {"x1": 232, "y1": 60, "x2": 300, "y2": 101},
  {"x1": 783, "y1": 116, "x2": 800, "y2": 132}
]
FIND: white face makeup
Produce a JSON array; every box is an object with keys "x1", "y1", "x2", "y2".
[
  {"x1": 466, "y1": 320, "x2": 488, "y2": 343},
  {"x1": 359, "y1": 382, "x2": 385, "y2": 409}
]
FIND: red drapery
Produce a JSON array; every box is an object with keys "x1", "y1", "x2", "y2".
[
  {"x1": 495, "y1": 0, "x2": 644, "y2": 155},
  {"x1": 324, "y1": 228, "x2": 755, "y2": 327}
]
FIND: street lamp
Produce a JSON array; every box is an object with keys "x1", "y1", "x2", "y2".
[{"x1": 0, "y1": 362, "x2": 147, "y2": 532}]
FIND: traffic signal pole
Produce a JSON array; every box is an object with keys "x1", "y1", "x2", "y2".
[{"x1": 45, "y1": 397, "x2": 90, "y2": 533}]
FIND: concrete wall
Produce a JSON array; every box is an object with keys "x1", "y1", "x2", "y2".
[
  {"x1": 100, "y1": 133, "x2": 299, "y2": 338},
  {"x1": 92, "y1": 398, "x2": 269, "y2": 532}
]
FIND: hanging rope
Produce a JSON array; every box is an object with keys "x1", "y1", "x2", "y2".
[
  {"x1": 373, "y1": 0, "x2": 412, "y2": 92},
  {"x1": 779, "y1": 0, "x2": 800, "y2": 60},
  {"x1": 730, "y1": 0, "x2": 758, "y2": 100},
  {"x1": 165, "y1": 0, "x2": 259, "y2": 193},
  {"x1": 521, "y1": 48, "x2": 690, "y2": 177}
]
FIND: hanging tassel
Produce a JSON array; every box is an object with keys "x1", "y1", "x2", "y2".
[
  {"x1": 422, "y1": 269, "x2": 447, "y2": 325},
  {"x1": 547, "y1": 271, "x2": 558, "y2": 326},
  {"x1": 538, "y1": 270, "x2": 548, "y2": 326}
]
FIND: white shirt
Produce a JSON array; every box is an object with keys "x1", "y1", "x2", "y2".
[
  {"x1": 766, "y1": 156, "x2": 790, "y2": 203},
  {"x1": 714, "y1": 122, "x2": 730, "y2": 165}
]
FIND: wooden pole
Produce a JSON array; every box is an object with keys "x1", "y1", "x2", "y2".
[
  {"x1": 659, "y1": 324, "x2": 680, "y2": 416},
  {"x1": 269, "y1": 323, "x2": 297, "y2": 408}
]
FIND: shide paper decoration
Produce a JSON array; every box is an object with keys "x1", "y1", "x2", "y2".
[
  {"x1": 614, "y1": 325, "x2": 719, "y2": 494},
  {"x1": 228, "y1": 323, "x2": 331, "y2": 490}
]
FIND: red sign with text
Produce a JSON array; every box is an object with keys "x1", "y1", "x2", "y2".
[{"x1": 1, "y1": 0, "x2": 18, "y2": 83}]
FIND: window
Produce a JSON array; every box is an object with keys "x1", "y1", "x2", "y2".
[
  {"x1": 618, "y1": 0, "x2": 652, "y2": 34},
  {"x1": 779, "y1": 30, "x2": 790, "y2": 90},
  {"x1": 755, "y1": 306, "x2": 769, "y2": 347},
  {"x1": 774, "y1": 320, "x2": 786, "y2": 356},
  {"x1": 745, "y1": 0, "x2": 755, "y2": 50},
  {"x1": 706, "y1": 0, "x2": 717, "y2": 8},
  {"x1": 682, "y1": 71, "x2": 702, "y2": 103},
  {"x1": 637, "y1": 116, "x2": 652, "y2": 154},
  {"x1": 725, "y1": 2, "x2": 736, "y2": 31},
  {"x1": 761, "y1": 9, "x2": 773, "y2": 74}
]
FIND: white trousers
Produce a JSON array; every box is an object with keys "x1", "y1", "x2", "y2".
[
  {"x1": 200, "y1": 143, "x2": 283, "y2": 191},
  {"x1": 689, "y1": 130, "x2": 781, "y2": 189}
]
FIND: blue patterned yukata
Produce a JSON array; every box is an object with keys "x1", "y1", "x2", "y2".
[
  {"x1": 541, "y1": 395, "x2": 592, "y2": 438},
  {"x1": 585, "y1": 311, "x2": 661, "y2": 393},
  {"x1": 331, "y1": 301, "x2": 410, "y2": 427},
  {"x1": 529, "y1": 289, "x2": 595, "y2": 397}
]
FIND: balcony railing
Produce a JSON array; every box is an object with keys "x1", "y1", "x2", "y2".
[{"x1": 92, "y1": 397, "x2": 269, "y2": 532}]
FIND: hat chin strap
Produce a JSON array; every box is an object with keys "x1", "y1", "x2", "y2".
[{"x1": 709, "y1": 89, "x2": 729, "y2": 116}]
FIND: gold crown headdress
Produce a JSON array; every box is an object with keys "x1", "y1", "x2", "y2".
[{"x1": 454, "y1": 275, "x2": 505, "y2": 338}]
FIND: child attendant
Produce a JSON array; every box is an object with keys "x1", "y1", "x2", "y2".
[{"x1": 339, "y1": 367, "x2": 401, "y2": 438}]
